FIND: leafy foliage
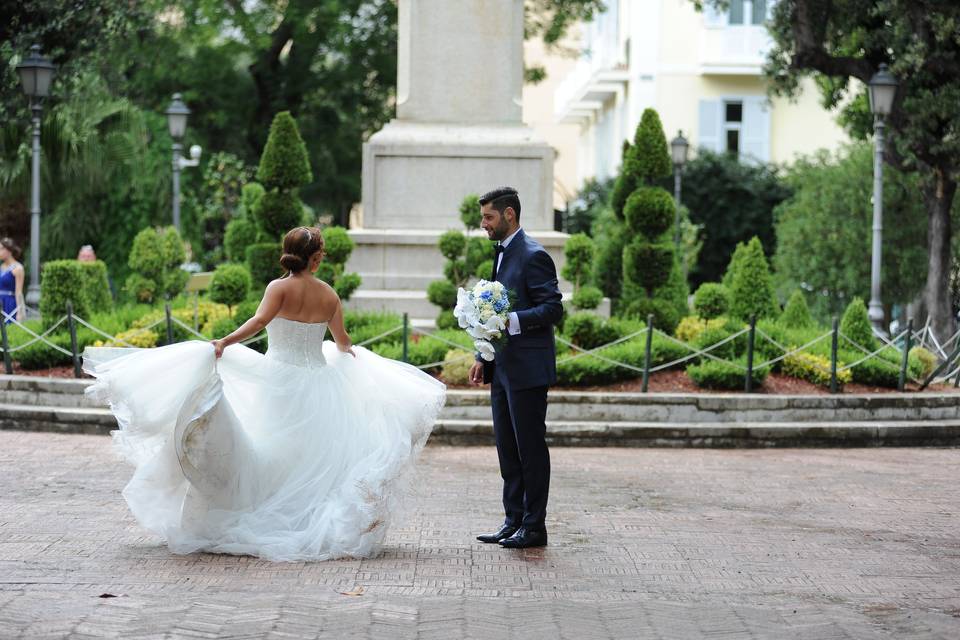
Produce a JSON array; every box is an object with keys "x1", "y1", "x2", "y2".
[
  {"x1": 459, "y1": 194, "x2": 481, "y2": 230},
  {"x1": 780, "y1": 290, "x2": 814, "y2": 329},
  {"x1": 315, "y1": 226, "x2": 360, "y2": 302},
  {"x1": 245, "y1": 243, "x2": 282, "y2": 289},
  {"x1": 728, "y1": 237, "x2": 780, "y2": 320},
  {"x1": 40, "y1": 261, "x2": 91, "y2": 327},
  {"x1": 561, "y1": 233, "x2": 595, "y2": 289},
  {"x1": 124, "y1": 226, "x2": 189, "y2": 303},
  {"x1": 839, "y1": 297, "x2": 877, "y2": 351},
  {"x1": 209, "y1": 263, "x2": 251, "y2": 311},
  {"x1": 693, "y1": 283, "x2": 730, "y2": 320}
]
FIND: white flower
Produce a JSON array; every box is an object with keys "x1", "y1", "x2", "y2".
[
  {"x1": 453, "y1": 288, "x2": 477, "y2": 328},
  {"x1": 475, "y1": 339, "x2": 496, "y2": 361}
]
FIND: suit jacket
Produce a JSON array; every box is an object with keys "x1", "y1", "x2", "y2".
[{"x1": 480, "y1": 229, "x2": 564, "y2": 390}]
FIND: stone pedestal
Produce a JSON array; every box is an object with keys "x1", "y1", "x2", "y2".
[{"x1": 349, "y1": 0, "x2": 567, "y2": 323}]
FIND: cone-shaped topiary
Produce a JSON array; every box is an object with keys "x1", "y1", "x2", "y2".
[
  {"x1": 256, "y1": 111, "x2": 312, "y2": 190},
  {"x1": 629, "y1": 108, "x2": 672, "y2": 184},
  {"x1": 780, "y1": 290, "x2": 814, "y2": 328},
  {"x1": 254, "y1": 190, "x2": 302, "y2": 240},
  {"x1": 721, "y1": 241, "x2": 748, "y2": 289},
  {"x1": 840, "y1": 297, "x2": 878, "y2": 350},
  {"x1": 728, "y1": 237, "x2": 779, "y2": 320}
]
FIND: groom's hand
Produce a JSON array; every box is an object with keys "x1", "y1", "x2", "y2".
[{"x1": 469, "y1": 361, "x2": 484, "y2": 386}]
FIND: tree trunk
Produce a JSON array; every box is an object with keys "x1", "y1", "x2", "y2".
[{"x1": 922, "y1": 170, "x2": 957, "y2": 347}]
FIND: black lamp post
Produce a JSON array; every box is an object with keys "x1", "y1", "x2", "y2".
[
  {"x1": 16, "y1": 45, "x2": 56, "y2": 309},
  {"x1": 165, "y1": 94, "x2": 191, "y2": 232}
]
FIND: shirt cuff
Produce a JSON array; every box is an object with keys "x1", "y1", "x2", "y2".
[{"x1": 507, "y1": 312, "x2": 521, "y2": 335}]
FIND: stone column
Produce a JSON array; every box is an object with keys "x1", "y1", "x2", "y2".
[{"x1": 360, "y1": 0, "x2": 555, "y2": 231}]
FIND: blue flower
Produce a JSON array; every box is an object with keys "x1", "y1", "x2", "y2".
[{"x1": 480, "y1": 290, "x2": 493, "y2": 301}]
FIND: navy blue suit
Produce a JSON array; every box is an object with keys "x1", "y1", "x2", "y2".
[{"x1": 480, "y1": 229, "x2": 563, "y2": 529}]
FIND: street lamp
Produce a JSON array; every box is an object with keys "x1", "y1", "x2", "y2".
[
  {"x1": 671, "y1": 130, "x2": 690, "y2": 250},
  {"x1": 16, "y1": 44, "x2": 56, "y2": 310},
  {"x1": 165, "y1": 93, "x2": 201, "y2": 232},
  {"x1": 867, "y1": 63, "x2": 898, "y2": 336}
]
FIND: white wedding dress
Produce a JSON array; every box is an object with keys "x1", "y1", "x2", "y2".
[{"x1": 83, "y1": 317, "x2": 446, "y2": 562}]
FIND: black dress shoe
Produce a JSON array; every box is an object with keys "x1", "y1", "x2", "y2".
[
  {"x1": 499, "y1": 527, "x2": 548, "y2": 548},
  {"x1": 476, "y1": 524, "x2": 519, "y2": 544}
]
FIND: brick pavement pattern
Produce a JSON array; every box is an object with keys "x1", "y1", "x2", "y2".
[{"x1": 1, "y1": 431, "x2": 959, "y2": 639}]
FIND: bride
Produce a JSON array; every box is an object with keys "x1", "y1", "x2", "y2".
[{"x1": 84, "y1": 226, "x2": 446, "y2": 562}]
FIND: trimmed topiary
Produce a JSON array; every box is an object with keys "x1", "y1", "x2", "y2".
[
  {"x1": 322, "y1": 226, "x2": 355, "y2": 265},
  {"x1": 246, "y1": 243, "x2": 282, "y2": 289},
  {"x1": 629, "y1": 108, "x2": 672, "y2": 183},
  {"x1": 840, "y1": 297, "x2": 877, "y2": 350},
  {"x1": 572, "y1": 285, "x2": 603, "y2": 310},
  {"x1": 687, "y1": 358, "x2": 768, "y2": 390},
  {"x1": 256, "y1": 111, "x2": 312, "y2": 190},
  {"x1": 427, "y1": 279, "x2": 458, "y2": 309},
  {"x1": 224, "y1": 217, "x2": 259, "y2": 262},
  {"x1": 124, "y1": 226, "x2": 189, "y2": 304},
  {"x1": 209, "y1": 263, "x2": 252, "y2": 312},
  {"x1": 721, "y1": 241, "x2": 748, "y2": 289},
  {"x1": 561, "y1": 233, "x2": 595, "y2": 289},
  {"x1": 40, "y1": 261, "x2": 89, "y2": 327},
  {"x1": 79, "y1": 260, "x2": 112, "y2": 312},
  {"x1": 255, "y1": 189, "x2": 302, "y2": 240},
  {"x1": 459, "y1": 194, "x2": 481, "y2": 230},
  {"x1": 693, "y1": 283, "x2": 730, "y2": 320},
  {"x1": 623, "y1": 187, "x2": 674, "y2": 238},
  {"x1": 780, "y1": 290, "x2": 814, "y2": 328},
  {"x1": 564, "y1": 312, "x2": 620, "y2": 350},
  {"x1": 333, "y1": 272, "x2": 361, "y2": 301},
  {"x1": 465, "y1": 237, "x2": 494, "y2": 276},
  {"x1": 438, "y1": 230, "x2": 467, "y2": 261},
  {"x1": 623, "y1": 240, "x2": 674, "y2": 293},
  {"x1": 728, "y1": 236, "x2": 779, "y2": 320}
]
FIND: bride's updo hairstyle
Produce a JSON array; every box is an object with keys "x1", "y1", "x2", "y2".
[{"x1": 280, "y1": 226, "x2": 324, "y2": 274}]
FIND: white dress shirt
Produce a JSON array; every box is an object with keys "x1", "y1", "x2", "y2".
[{"x1": 497, "y1": 228, "x2": 522, "y2": 336}]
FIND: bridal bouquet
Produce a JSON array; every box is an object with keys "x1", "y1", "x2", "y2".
[{"x1": 453, "y1": 279, "x2": 511, "y2": 361}]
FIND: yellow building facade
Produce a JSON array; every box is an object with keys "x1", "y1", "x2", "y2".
[{"x1": 525, "y1": 0, "x2": 849, "y2": 205}]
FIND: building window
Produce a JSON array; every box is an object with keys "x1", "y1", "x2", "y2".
[
  {"x1": 727, "y1": 0, "x2": 768, "y2": 25},
  {"x1": 723, "y1": 101, "x2": 743, "y2": 155}
]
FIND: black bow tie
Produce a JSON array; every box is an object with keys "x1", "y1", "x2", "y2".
[{"x1": 494, "y1": 244, "x2": 505, "y2": 256}]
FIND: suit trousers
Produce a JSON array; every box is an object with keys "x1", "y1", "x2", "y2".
[{"x1": 490, "y1": 364, "x2": 550, "y2": 529}]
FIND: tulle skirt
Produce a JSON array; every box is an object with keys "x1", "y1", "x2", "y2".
[{"x1": 83, "y1": 341, "x2": 446, "y2": 562}]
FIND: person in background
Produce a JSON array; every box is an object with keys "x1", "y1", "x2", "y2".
[
  {"x1": 77, "y1": 245, "x2": 97, "y2": 262},
  {"x1": 0, "y1": 238, "x2": 25, "y2": 324}
]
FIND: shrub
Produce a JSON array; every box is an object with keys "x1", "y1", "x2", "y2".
[
  {"x1": 783, "y1": 350, "x2": 851, "y2": 387},
  {"x1": 256, "y1": 111, "x2": 312, "y2": 191},
  {"x1": 675, "y1": 315, "x2": 728, "y2": 344},
  {"x1": 441, "y1": 349, "x2": 474, "y2": 384},
  {"x1": 246, "y1": 243, "x2": 282, "y2": 289},
  {"x1": 438, "y1": 230, "x2": 467, "y2": 261},
  {"x1": 464, "y1": 237, "x2": 494, "y2": 276},
  {"x1": 728, "y1": 236, "x2": 779, "y2": 320},
  {"x1": 322, "y1": 226, "x2": 355, "y2": 265},
  {"x1": 623, "y1": 187, "x2": 674, "y2": 238},
  {"x1": 849, "y1": 355, "x2": 901, "y2": 388},
  {"x1": 436, "y1": 310, "x2": 459, "y2": 330},
  {"x1": 224, "y1": 217, "x2": 259, "y2": 262},
  {"x1": 40, "y1": 261, "x2": 90, "y2": 328},
  {"x1": 593, "y1": 216, "x2": 626, "y2": 301},
  {"x1": 459, "y1": 194, "x2": 481, "y2": 230},
  {"x1": 125, "y1": 226, "x2": 189, "y2": 303},
  {"x1": 255, "y1": 190, "x2": 302, "y2": 240},
  {"x1": 561, "y1": 233, "x2": 595, "y2": 289},
  {"x1": 16, "y1": 333, "x2": 75, "y2": 370},
  {"x1": 564, "y1": 312, "x2": 620, "y2": 350},
  {"x1": 209, "y1": 264, "x2": 251, "y2": 311},
  {"x1": 839, "y1": 297, "x2": 877, "y2": 351},
  {"x1": 780, "y1": 290, "x2": 814, "y2": 328},
  {"x1": 691, "y1": 317, "x2": 747, "y2": 361},
  {"x1": 474, "y1": 259, "x2": 494, "y2": 280},
  {"x1": 622, "y1": 240, "x2": 673, "y2": 292},
  {"x1": 92, "y1": 327, "x2": 159, "y2": 349},
  {"x1": 572, "y1": 285, "x2": 603, "y2": 310},
  {"x1": 343, "y1": 311, "x2": 402, "y2": 347},
  {"x1": 79, "y1": 261, "x2": 112, "y2": 311},
  {"x1": 427, "y1": 279, "x2": 458, "y2": 309},
  {"x1": 910, "y1": 346, "x2": 937, "y2": 380},
  {"x1": 333, "y1": 272, "x2": 361, "y2": 301},
  {"x1": 693, "y1": 283, "x2": 730, "y2": 319},
  {"x1": 687, "y1": 358, "x2": 768, "y2": 390},
  {"x1": 210, "y1": 316, "x2": 240, "y2": 340}
]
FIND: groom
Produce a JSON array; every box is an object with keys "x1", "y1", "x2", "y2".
[{"x1": 469, "y1": 186, "x2": 563, "y2": 549}]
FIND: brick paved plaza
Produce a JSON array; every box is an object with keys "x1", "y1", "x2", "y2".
[{"x1": 1, "y1": 431, "x2": 959, "y2": 639}]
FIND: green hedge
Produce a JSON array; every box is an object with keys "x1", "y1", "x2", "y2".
[
  {"x1": 246, "y1": 243, "x2": 282, "y2": 289},
  {"x1": 687, "y1": 358, "x2": 768, "y2": 390},
  {"x1": 40, "y1": 261, "x2": 91, "y2": 328}
]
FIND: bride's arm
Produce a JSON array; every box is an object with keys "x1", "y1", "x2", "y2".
[
  {"x1": 327, "y1": 298, "x2": 354, "y2": 356},
  {"x1": 211, "y1": 281, "x2": 283, "y2": 357}
]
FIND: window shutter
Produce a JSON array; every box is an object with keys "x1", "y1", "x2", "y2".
[
  {"x1": 741, "y1": 97, "x2": 771, "y2": 163},
  {"x1": 698, "y1": 100, "x2": 722, "y2": 153}
]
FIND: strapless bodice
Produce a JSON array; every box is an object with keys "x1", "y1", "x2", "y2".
[{"x1": 265, "y1": 317, "x2": 328, "y2": 368}]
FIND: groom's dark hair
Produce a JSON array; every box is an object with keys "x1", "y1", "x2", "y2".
[{"x1": 479, "y1": 187, "x2": 521, "y2": 222}]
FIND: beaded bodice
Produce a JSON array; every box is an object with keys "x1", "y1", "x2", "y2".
[{"x1": 265, "y1": 317, "x2": 328, "y2": 368}]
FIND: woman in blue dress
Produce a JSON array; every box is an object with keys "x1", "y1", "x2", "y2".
[{"x1": 0, "y1": 238, "x2": 25, "y2": 324}]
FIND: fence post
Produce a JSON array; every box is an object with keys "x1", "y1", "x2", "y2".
[
  {"x1": 0, "y1": 316, "x2": 12, "y2": 375},
  {"x1": 829, "y1": 316, "x2": 839, "y2": 394},
  {"x1": 402, "y1": 313, "x2": 409, "y2": 363},
  {"x1": 954, "y1": 360, "x2": 960, "y2": 389},
  {"x1": 744, "y1": 315, "x2": 757, "y2": 392},
  {"x1": 164, "y1": 303, "x2": 174, "y2": 345},
  {"x1": 641, "y1": 314, "x2": 654, "y2": 393},
  {"x1": 898, "y1": 317, "x2": 913, "y2": 392},
  {"x1": 66, "y1": 302, "x2": 82, "y2": 378}
]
